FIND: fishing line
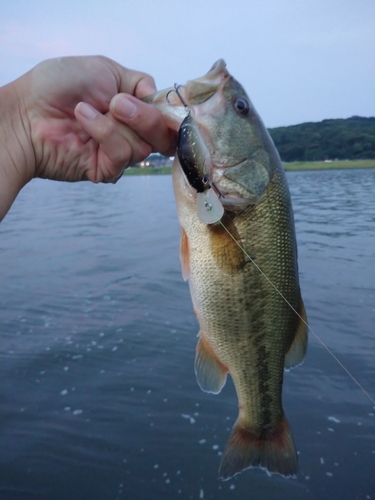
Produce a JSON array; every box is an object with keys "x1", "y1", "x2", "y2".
[
  {"x1": 171, "y1": 88, "x2": 373, "y2": 404},
  {"x1": 209, "y1": 209, "x2": 375, "y2": 405}
]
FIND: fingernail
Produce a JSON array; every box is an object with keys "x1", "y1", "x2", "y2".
[
  {"x1": 77, "y1": 102, "x2": 97, "y2": 120},
  {"x1": 114, "y1": 95, "x2": 137, "y2": 119}
]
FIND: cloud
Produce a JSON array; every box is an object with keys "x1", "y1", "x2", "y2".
[
  {"x1": 1, "y1": 21, "x2": 77, "y2": 59},
  {"x1": 1, "y1": 0, "x2": 374, "y2": 126}
]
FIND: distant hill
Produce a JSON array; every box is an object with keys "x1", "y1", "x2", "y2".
[{"x1": 268, "y1": 116, "x2": 375, "y2": 162}]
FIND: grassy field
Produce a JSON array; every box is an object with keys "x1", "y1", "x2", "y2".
[
  {"x1": 124, "y1": 166, "x2": 172, "y2": 175},
  {"x1": 123, "y1": 159, "x2": 375, "y2": 176},
  {"x1": 283, "y1": 159, "x2": 375, "y2": 170}
]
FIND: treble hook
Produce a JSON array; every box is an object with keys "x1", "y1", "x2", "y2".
[
  {"x1": 166, "y1": 89, "x2": 174, "y2": 105},
  {"x1": 166, "y1": 84, "x2": 188, "y2": 107},
  {"x1": 211, "y1": 181, "x2": 226, "y2": 199},
  {"x1": 174, "y1": 83, "x2": 188, "y2": 107}
]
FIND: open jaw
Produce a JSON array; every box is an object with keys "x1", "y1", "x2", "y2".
[{"x1": 142, "y1": 59, "x2": 230, "y2": 131}]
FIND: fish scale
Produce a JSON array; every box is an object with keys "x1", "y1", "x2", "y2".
[{"x1": 181, "y1": 169, "x2": 299, "y2": 418}]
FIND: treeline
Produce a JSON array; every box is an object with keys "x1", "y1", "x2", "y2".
[{"x1": 268, "y1": 116, "x2": 375, "y2": 162}]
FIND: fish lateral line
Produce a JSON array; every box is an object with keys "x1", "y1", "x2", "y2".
[{"x1": 198, "y1": 200, "x2": 375, "y2": 406}]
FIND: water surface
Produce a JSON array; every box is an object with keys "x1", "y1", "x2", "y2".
[{"x1": 1, "y1": 169, "x2": 374, "y2": 500}]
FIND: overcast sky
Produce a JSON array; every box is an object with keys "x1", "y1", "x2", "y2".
[{"x1": 0, "y1": 0, "x2": 374, "y2": 127}]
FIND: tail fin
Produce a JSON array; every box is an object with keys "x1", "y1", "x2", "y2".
[{"x1": 219, "y1": 414, "x2": 298, "y2": 480}]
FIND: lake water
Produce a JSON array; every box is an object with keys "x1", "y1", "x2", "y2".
[{"x1": 1, "y1": 169, "x2": 374, "y2": 500}]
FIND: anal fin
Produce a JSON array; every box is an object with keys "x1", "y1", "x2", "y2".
[
  {"x1": 195, "y1": 333, "x2": 228, "y2": 394},
  {"x1": 284, "y1": 294, "x2": 308, "y2": 371}
]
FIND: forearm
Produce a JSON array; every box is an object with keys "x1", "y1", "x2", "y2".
[{"x1": 0, "y1": 79, "x2": 35, "y2": 221}]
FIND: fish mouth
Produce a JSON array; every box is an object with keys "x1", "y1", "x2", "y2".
[
  {"x1": 142, "y1": 59, "x2": 230, "y2": 130},
  {"x1": 219, "y1": 194, "x2": 253, "y2": 208},
  {"x1": 183, "y1": 59, "x2": 229, "y2": 105},
  {"x1": 215, "y1": 187, "x2": 255, "y2": 208}
]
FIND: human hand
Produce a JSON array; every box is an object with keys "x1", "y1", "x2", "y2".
[
  {"x1": 0, "y1": 55, "x2": 176, "y2": 218},
  {"x1": 24, "y1": 56, "x2": 174, "y2": 182}
]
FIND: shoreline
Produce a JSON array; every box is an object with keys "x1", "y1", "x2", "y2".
[{"x1": 123, "y1": 160, "x2": 375, "y2": 176}]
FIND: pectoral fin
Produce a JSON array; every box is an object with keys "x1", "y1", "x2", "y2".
[
  {"x1": 195, "y1": 333, "x2": 228, "y2": 394},
  {"x1": 284, "y1": 295, "x2": 308, "y2": 371},
  {"x1": 179, "y1": 228, "x2": 190, "y2": 281}
]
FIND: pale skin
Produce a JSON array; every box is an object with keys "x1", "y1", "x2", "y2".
[{"x1": 0, "y1": 55, "x2": 175, "y2": 220}]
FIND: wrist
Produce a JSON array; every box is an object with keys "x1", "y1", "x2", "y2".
[{"x1": 0, "y1": 77, "x2": 35, "y2": 219}]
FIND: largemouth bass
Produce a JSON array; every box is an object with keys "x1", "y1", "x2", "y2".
[{"x1": 144, "y1": 60, "x2": 308, "y2": 480}]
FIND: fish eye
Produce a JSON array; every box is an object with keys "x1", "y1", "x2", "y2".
[{"x1": 234, "y1": 97, "x2": 249, "y2": 116}]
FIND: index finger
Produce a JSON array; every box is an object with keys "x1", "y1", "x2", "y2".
[{"x1": 110, "y1": 94, "x2": 175, "y2": 155}]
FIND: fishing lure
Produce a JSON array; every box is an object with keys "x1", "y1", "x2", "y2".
[{"x1": 177, "y1": 112, "x2": 224, "y2": 224}]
